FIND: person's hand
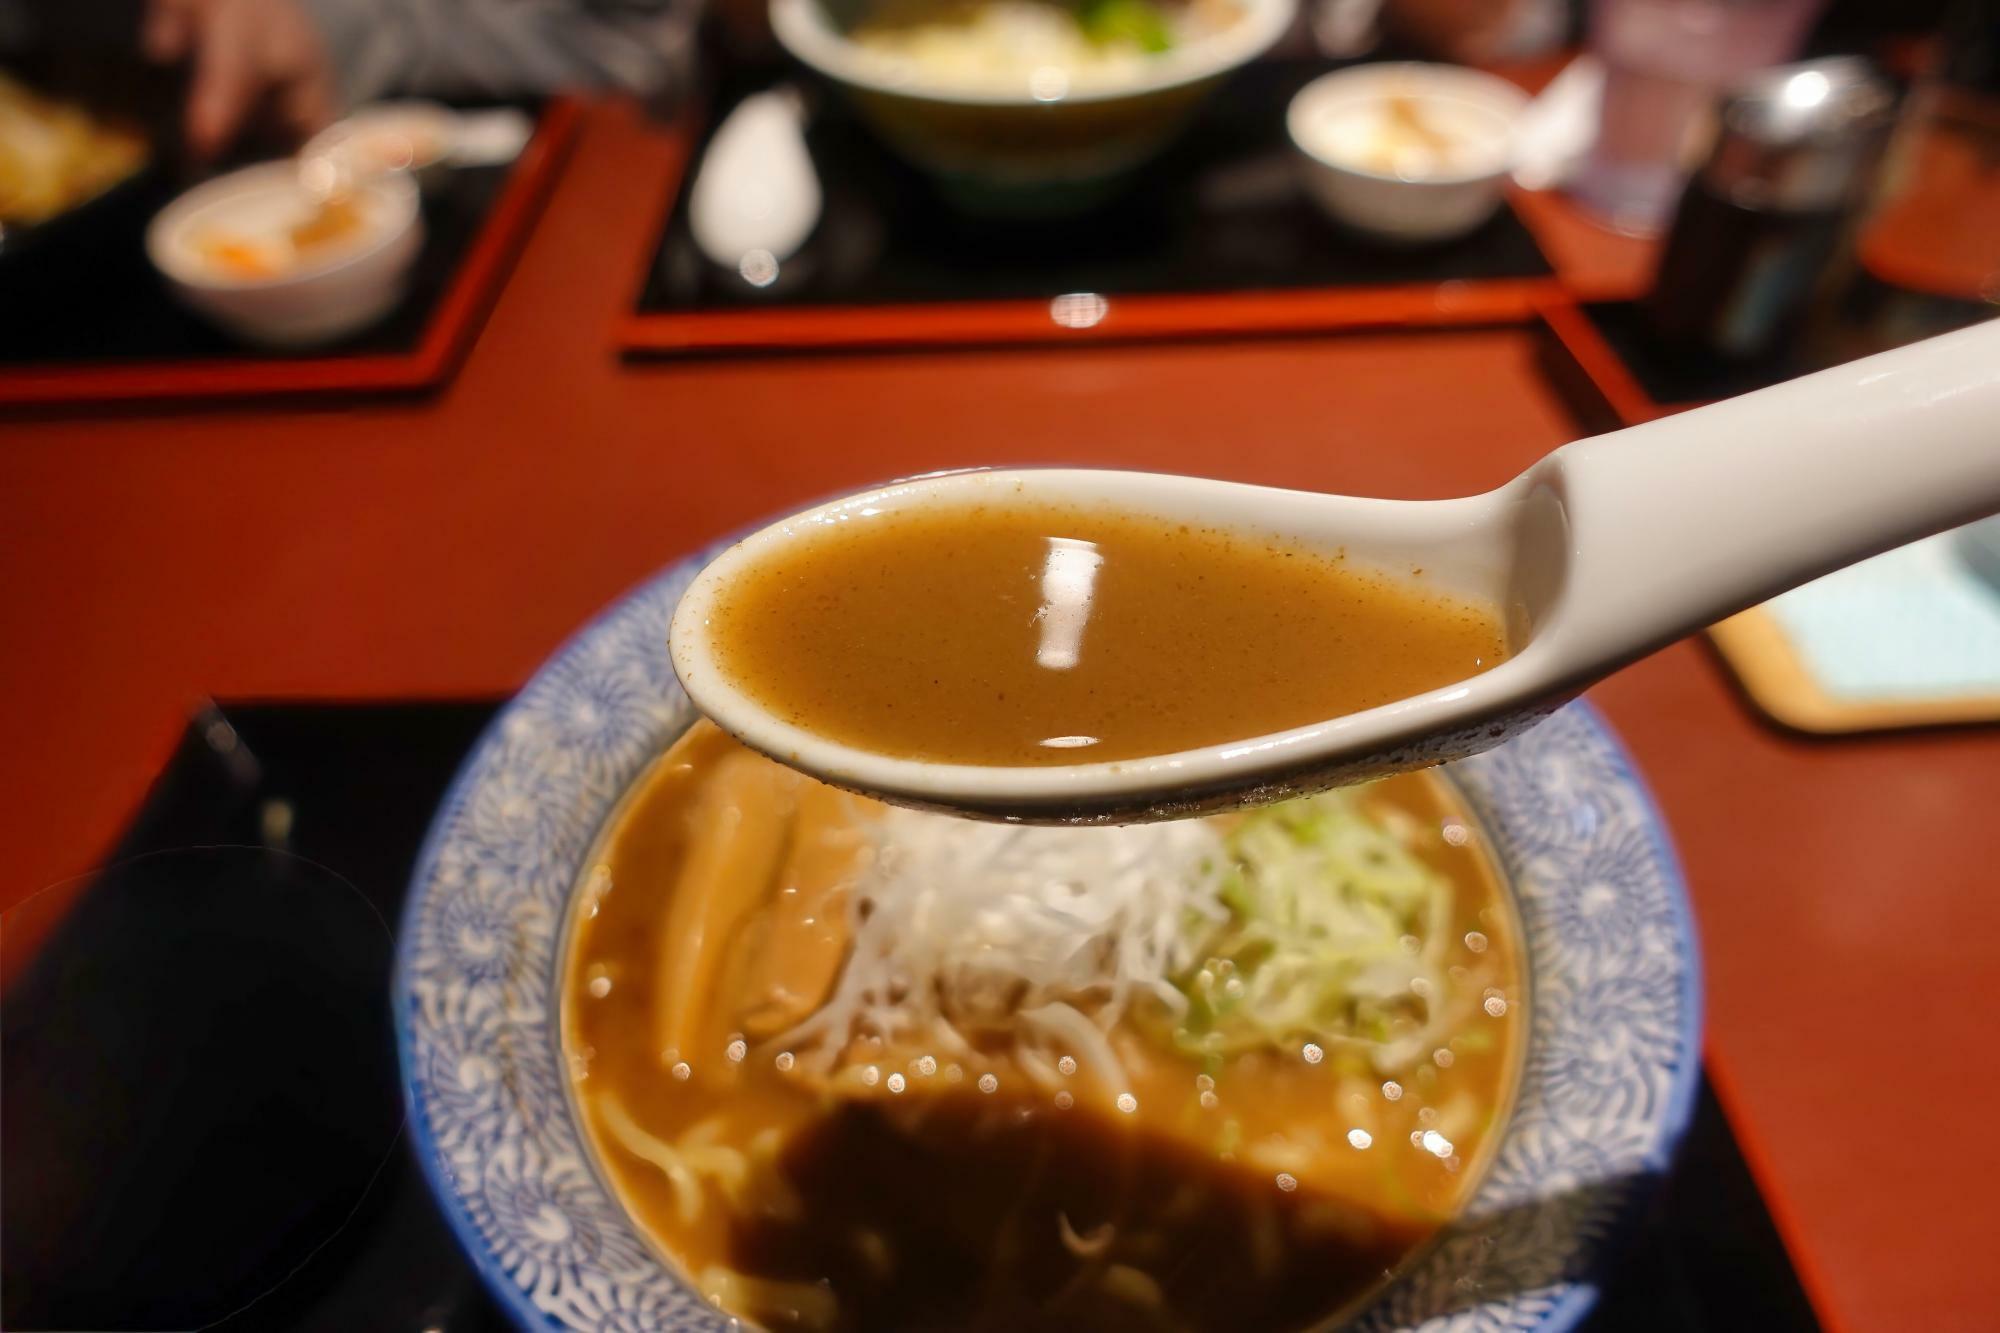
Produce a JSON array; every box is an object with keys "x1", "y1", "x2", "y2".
[{"x1": 144, "y1": 0, "x2": 338, "y2": 159}]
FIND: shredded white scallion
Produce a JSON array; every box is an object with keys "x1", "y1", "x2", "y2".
[{"x1": 777, "y1": 811, "x2": 1229, "y2": 1089}]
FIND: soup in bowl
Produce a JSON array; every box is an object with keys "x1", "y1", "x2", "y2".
[
  {"x1": 397, "y1": 542, "x2": 1699, "y2": 1332},
  {"x1": 563, "y1": 721, "x2": 1525, "y2": 1330}
]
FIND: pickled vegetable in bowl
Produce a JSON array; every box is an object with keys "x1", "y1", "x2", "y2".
[
  {"x1": 193, "y1": 196, "x2": 374, "y2": 281},
  {"x1": 146, "y1": 162, "x2": 423, "y2": 345},
  {"x1": 1303, "y1": 91, "x2": 1514, "y2": 182},
  {"x1": 1287, "y1": 63, "x2": 1528, "y2": 243}
]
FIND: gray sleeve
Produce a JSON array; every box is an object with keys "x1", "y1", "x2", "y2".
[{"x1": 297, "y1": 0, "x2": 701, "y2": 107}]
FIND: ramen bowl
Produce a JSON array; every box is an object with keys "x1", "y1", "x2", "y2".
[
  {"x1": 769, "y1": 0, "x2": 1296, "y2": 212},
  {"x1": 398, "y1": 530, "x2": 1702, "y2": 1332}
]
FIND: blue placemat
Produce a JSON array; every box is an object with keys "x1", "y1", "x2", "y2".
[{"x1": 1763, "y1": 521, "x2": 2000, "y2": 703}]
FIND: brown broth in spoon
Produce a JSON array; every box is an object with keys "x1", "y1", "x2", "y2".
[{"x1": 700, "y1": 500, "x2": 1508, "y2": 766}]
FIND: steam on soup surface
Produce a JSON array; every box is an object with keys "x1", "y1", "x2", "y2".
[
  {"x1": 696, "y1": 499, "x2": 1508, "y2": 767},
  {"x1": 562, "y1": 721, "x2": 1525, "y2": 1332}
]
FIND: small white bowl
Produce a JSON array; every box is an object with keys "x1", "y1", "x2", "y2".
[
  {"x1": 304, "y1": 101, "x2": 458, "y2": 189},
  {"x1": 146, "y1": 162, "x2": 423, "y2": 347},
  {"x1": 1287, "y1": 62, "x2": 1527, "y2": 245}
]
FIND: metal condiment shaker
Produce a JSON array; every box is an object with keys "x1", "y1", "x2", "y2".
[{"x1": 1646, "y1": 57, "x2": 1896, "y2": 362}]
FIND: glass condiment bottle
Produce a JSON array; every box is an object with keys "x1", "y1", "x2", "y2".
[
  {"x1": 1646, "y1": 58, "x2": 1895, "y2": 361},
  {"x1": 1815, "y1": 0, "x2": 2000, "y2": 358}
]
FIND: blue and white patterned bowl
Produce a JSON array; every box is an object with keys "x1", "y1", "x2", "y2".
[{"x1": 397, "y1": 547, "x2": 1702, "y2": 1333}]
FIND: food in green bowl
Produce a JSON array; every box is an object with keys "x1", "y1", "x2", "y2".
[{"x1": 770, "y1": 0, "x2": 1296, "y2": 211}]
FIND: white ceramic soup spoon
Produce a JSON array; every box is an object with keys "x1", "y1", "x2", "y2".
[{"x1": 672, "y1": 320, "x2": 2000, "y2": 823}]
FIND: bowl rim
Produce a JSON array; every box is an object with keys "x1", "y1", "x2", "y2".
[
  {"x1": 1287, "y1": 61, "x2": 1529, "y2": 187},
  {"x1": 145, "y1": 160, "x2": 421, "y2": 293},
  {"x1": 769, "y1": 0, "x2": 1299, "y2": 107},
  {"x1": 395, "y1": 523, "x2": 1704, "y2": 1333}
]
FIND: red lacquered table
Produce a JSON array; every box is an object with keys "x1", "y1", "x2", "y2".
[{"x1": 4, "y1": 97, "x2": 1992, "y2": 1333}]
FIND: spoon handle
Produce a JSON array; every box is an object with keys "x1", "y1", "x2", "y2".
[{"x1": 1545, "y1": 319, "x2": 2000, "y2": 672}]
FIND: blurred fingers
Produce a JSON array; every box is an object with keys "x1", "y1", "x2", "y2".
[
  {"x1": 273, "y1": 0, "x2": 338, "y2": 137},
  {"x1": 143, "y1": 0, "x2": 203, "y2": 62},
  {"x1": 186, "y1": 0, "x2": 259, "y2": 158},
  {"x1": 277, "y1": 67, "x2": 337, "y2": 143}
]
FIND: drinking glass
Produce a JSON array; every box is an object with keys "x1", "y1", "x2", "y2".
[{"x1": 1571, "y1": 0, "x2": 1823, "y2": 234}]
